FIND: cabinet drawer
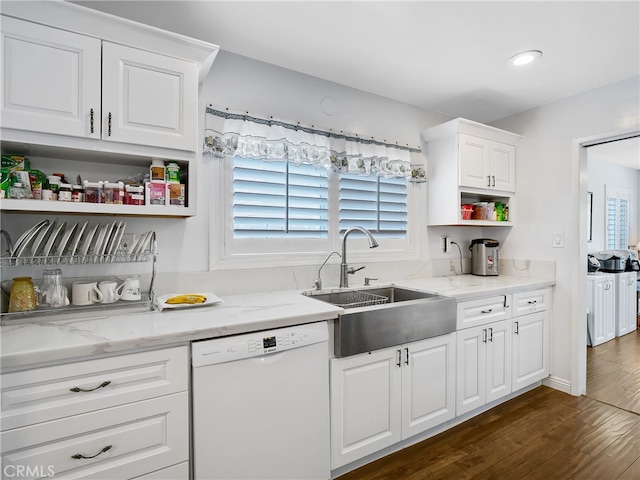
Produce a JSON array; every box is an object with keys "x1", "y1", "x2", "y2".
[
  {"x1": 1, "y1": 392, "x2": 188, "y2": 480},
  {"x1": 1, "y1": 346, "x2": 188, "y2": 431},
  {"x1": 511, "y1": 289, "x2": 549, "y2": 317},
  {"x1": 456, "y1": 295, "x2": 511, "y2": 329},
  {"x1": 132, "y1": 461, "x2": 189, "y2": 479}
]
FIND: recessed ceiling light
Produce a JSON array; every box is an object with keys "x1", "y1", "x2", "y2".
[{"x1": 508, "y1": 50, "x2": 543, "y2": 66}]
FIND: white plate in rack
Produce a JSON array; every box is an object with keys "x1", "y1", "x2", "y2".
[
  {"x1": 11, "y1": 220, "x2": 49, "y2": 257},
  {"x1": 102, "y1": 220, "x2": 119, "y2": 255},
  {"x1": 130, "y1": 231, "x2": 150, "y2": 256},
  {"x1": 30, "y1": 220, "x2": 55, "y2": 257},
  {"x1": 79, "y1": 223, "x2": 98, "y2": 257},
  {"x1": 57, "y1": 222, "x2": 78, "y2": 256},
  {"x1": 109, "y1": 221, "x2": 126, "y2": 255},
  {"x1": 92, "y1": 224, "x2": 108, "y2": 257},
  {"x1": 70, "y1": 220, "x2": 89, "y2": 256},
  {"x1": 42, "y1": 221, "x2": 66, "y2": 257}
]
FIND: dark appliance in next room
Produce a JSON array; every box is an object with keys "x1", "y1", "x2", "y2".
[
  {"x1": 470, "y1": 238, "x2": 499, "y2": 276},
  {"x1": 594, "y1": 250, "x2": 639, "y2": 272}
]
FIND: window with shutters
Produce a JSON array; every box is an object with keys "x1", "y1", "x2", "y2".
[
  {"x1": 218, "y1": 156, "x2": 411, "y2": 261},
  {"x1": 605, "y1": 185, "x2": 630, "y2": 249}
]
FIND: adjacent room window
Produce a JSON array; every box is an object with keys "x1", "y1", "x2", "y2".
[{"x1": 605, "y1": 185, "x2": 630, "y2": 249}]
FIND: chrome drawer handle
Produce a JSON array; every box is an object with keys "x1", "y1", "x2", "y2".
[
  {"x1": 527, "y1": 300, "x2": 537, "y2": 304},
  {"x1": 481, "y1": 309, "x2": 493, "y2": 314},
  {"x1": 71, "y1": 445, "x2": 112, "y2": 460},
  {"x1": 90, "y1": 108, "x2": 94, "y2": 133},
  {"x1": 108, "y1": 112, "x2": 112, "y2": 136},
  {"x1": 69, "y1": 380, "x2": 111, "y2": 393}
]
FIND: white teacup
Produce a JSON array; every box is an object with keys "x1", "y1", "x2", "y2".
[
  {"x1": 116, "y1": 277, "x2": 141, "y2": 301},
  {"x1": 98, "y1": 281, "x2": 121, "y2": 304},
  {"x1": 72, "y1": 281, "x2": 104, "y2": 306}
]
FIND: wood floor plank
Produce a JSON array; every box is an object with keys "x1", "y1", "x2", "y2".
[
  {"x1": 618, "y1": 457, "x2": 640, "y2": 480},
  {"x1": 520, "y1": 445, "x2": 593, "y2": 480},
  {"x1": 571, "y1": 427, "x2": 640, "y2": 480}
]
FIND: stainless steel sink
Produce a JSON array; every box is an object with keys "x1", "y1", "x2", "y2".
[{"x1": 303, "y1": 286, "x2": 456, "y2": 357}]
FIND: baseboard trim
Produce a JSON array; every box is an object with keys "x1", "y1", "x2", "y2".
[{"x1": 544, "y1": 375, "x2": 572, "y2": 394}]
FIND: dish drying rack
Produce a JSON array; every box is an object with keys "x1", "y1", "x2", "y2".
[
  {"x1": 1, "y1": 232, "x2": 158, "y2": 320},
  {"x1": 331, "y1": 290, "x2": 388, "y2": 309}
]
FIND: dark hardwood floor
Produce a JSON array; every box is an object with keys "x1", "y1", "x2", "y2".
[{"x1": 337, "y1": 330, "x2": 640, "y2": 480}]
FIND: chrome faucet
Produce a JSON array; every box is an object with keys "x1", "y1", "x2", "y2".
[
  {"x1": 340, "y1": 227, "x2": 379, "y2": 288},
  {"x1": 313, "y1": 251, "x2": 341, "y2": 290}
]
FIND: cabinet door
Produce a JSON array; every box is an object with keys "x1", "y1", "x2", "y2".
[
  {"x1": 489, "y1": 142, "x2": 516, "y2": 192},
  {"x1": 330, "y1": 349, "x2": 402, "y2": 469},
  {"x1": 512, "y1": 311, "x2": 549, "y2": 389},
  {"x1": 456, "y1": 325, "x2": 486, "y2": 415},
  {"x1": 102, "y1": 43, "x2": 198, "y2": 151},
  {"x1": 485, "y1": 319, "x2": 512, "y2": 403},
  {"x1": 458, "y1": 133, "x2": 490, "y2": 189},
  {"x1": 616, "y1": 273, "x2": 637, "y2": 337},
  {"x1": 588, "y1": 276, "x2": 615, "y2": 346},
  {"x1": 0, "y1": 16, "x2": 101, "y2": 138},
  {"x1": 401, "y1": 334, "x2": 456, "y2": 438}
]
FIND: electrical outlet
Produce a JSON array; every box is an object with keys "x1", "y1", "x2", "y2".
[
  {"x1": 449, "y1": 259, "x2": 457, "y2": 273},
  {"x1": 442, "y1": 237, "x2": 454, "y2": 253}
]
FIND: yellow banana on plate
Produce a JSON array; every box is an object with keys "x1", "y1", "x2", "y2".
[{"x1": 166, "y1": 294, "x2": 207, "y2": 305}]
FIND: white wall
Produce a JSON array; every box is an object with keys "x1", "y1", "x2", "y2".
[
  {"x1": 587, "y1": 154, "x2": 639, "y2": 252},
  {"x1": 491, "y1": 75, "x2": 640, "y2": 393}
]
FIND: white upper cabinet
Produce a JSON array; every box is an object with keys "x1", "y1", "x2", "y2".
[
  {"x1": 421, "y1": 118, "x2": 520, "y2": 226},
  {"x1": 1, "y1": 17, "x2": 199, "y2": 152},
  {"x1": 459, "y1": 133, "x2": 516, "y2": 192},
  {"x1": 102, "y1": 43, "x2": 198, "y2": 151},
  {"x1": 0, "y1": 17, "x2": 102, "y2": 139}
]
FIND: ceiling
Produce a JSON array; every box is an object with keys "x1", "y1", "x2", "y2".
[{"x1": 69, "y1": 0, "x2": 640, "y2": 168}]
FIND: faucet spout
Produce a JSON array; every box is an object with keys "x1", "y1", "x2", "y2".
[{"x1": 340, "y1": 227, "x2": 379, "y2": 288}]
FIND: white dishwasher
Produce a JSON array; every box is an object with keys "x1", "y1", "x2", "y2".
[{"x1": 192, "y1": 321, "x2": 330, "y2": 480}]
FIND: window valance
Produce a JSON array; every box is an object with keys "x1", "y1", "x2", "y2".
[{"x1": 203, "y1": 107, "x2": 423, "y2": 179}]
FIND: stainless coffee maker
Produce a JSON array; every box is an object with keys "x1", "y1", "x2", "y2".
[{"x1": 469, "y1": 239, "x2": 500, "y2": 276}]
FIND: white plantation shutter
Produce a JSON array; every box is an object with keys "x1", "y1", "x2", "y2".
[
  {"x1": 233, "y1": 157, "x2": 328, "y2": 238},
  {"x1": 605, "y1": 185, "x2": 630, "y2": 249},
  {"x1": 339, "y1": 175, "x2": 407, "y2": 237}
]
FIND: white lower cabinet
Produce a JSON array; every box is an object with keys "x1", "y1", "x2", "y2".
[
  {"x1": 512, "y1": 311, "x2": 549, "y2": 390},
  {"x1": 587, "y1": 274, "x2": 616, "y2": 346},
  {"x1": 0, "y1": 346, "x2": 189, "y2": 479},
  {"x1": 330, "y1": 333, "x2": 456, "y2": 469},
  {"x1": 456, "y1": 288, "x2": 550, "y2": 416},
  {"x1": 456, "y1": 319, "x2": 512, "y2": 416},
  {"x1": 614, "y1": 271, "x2": 638, "y2": 337},
  {"x1": 1, "y1": 393, "x2": 188, "y2": 480}
]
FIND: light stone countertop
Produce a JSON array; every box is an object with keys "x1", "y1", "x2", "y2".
[{"x1": 0, "y1": 275, "x2": 554, "y2": 370}]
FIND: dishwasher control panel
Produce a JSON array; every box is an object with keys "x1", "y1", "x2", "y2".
[{"x1": 192, "y1": 321, "x2": 328, "y2": 367}]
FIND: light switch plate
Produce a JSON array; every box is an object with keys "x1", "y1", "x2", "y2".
[{"x1": 552, "y1": 232, "x2": 564, "y2": 248}]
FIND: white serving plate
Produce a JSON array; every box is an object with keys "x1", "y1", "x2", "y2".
[{"x1": 155, "y1": 292, "x2": 223, "y2": 311}]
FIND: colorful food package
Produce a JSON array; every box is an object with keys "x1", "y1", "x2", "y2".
[
  {"x1": 145, "y1": 181, "x2": 168, "y2": 206},
  {"x1": 168, "y1": 183, "x2": 185, "y2": 206},
  {"x1": 1, "y1": 155, "x2": 30, "y2": 172}
]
